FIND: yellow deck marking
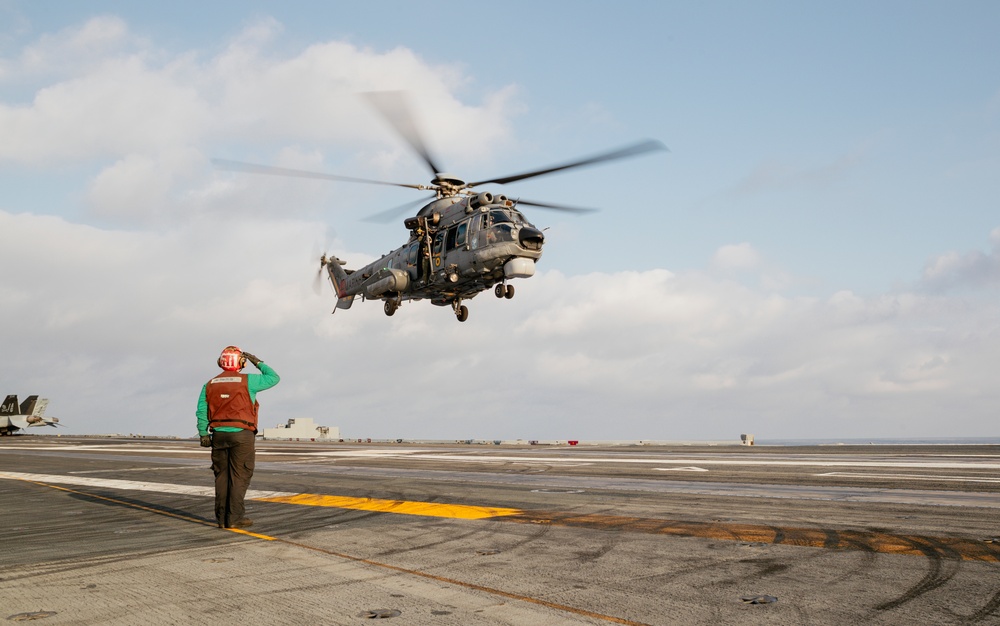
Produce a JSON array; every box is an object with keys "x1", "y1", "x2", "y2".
[
  {"x1": 10, "y1": 474, "x2": 1000, "y2": 626},
  {"x1": 5, "y1": 472, "x2": 997, "y2": 562},
  {"x1": 227, "y1": 528, "x2": 277, "y2": 540},
  {"x1": 12, "y1": 478, "x2": 645, "y2": 625},
  {"x1": 254, "y1": 493, "x2": 522, "y2": 520}
]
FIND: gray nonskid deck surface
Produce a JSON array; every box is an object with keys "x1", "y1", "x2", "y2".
[{"x1": 2, "y1": 437, "x2": 999, "y2": 625}]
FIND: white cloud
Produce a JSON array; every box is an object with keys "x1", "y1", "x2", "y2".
[
  {"x1": 0, "y1": 54, "x2": 208, "y2": 162},
  {"x1": 17, "y1": 16, "x2": 134, "y2": 77},
  {"x1": 711, "y1": 242, "x2": 760, "y2": 271},
  {"x1": 708, "y1": 243, "x2": 793, "y2": 292},
  {"x1": 85, "y1": 148, "x2": 210, "y2": 219},
  {"x1": 920, "y1": 227, "x2": 1000, "y2": 291},
  {"x1": 1, "y1": 16, "x2": 521, "y2": 209},
  {"x1": 3, "y1": 208, "x2": 1000, "y2": 440}
]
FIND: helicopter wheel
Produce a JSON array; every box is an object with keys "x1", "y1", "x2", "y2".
[
  {"x1": 456, "y1": 305, "x2": 469, "y2": 322},
  {"x1": 505, "y1": 284, "x2": 515, "y2": 299},
  {"x1": 384, "y1": 300, "x2": 398, "y2": 316},
  {"x1": 494, "y1": 284, "x2": 505, "y2": 298}
]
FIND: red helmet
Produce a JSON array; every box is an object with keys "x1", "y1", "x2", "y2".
[{"x1": 218, "y1": 346, "x2": 245, "y2": 371}]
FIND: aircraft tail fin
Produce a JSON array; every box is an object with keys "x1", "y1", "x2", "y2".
[
  {"x1": 31, "y1": 398, "x2": 49, "y2": 417},
  {"x1": 1, "y1": 395, "x2": 18, "y2": 416},
  {"x1": 334, "y1": 295, "x2": 355, "y2": 311},
  {"x1": 1, "y1": 395, "x2": 59, "y2": 429},
  {"x1": 19, "y1": 395, "x2": 39, "y2": 416},
  {"x1": 326, "y1": 256, "x2": 356, "y2": 312}
]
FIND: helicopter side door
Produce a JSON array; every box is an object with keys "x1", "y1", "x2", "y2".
[
  {"x1": 405, "y1": 242, "x2": 419, "y2": 282},
  {"x1": 468, "y1": 214, "x2": 482, "y2": 250},
  {"x1": 430, "y1": 230, "x2": 445, "y2": 275},
  {"x1": 443, "y1": 219, "x2": 472, "y2": 270}
]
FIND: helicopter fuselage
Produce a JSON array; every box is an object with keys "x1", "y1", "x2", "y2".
[{"x1": 325, "y1": 192, "x2": 545, "y2": 321}]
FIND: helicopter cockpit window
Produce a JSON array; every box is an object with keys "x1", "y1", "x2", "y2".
[
  {"x1": 470, "y1": 215, "x2": 482, "y2": 249},
  {"x1": 455, "y1": 222, "x2": 468, "y2": 247},
  {"x1": 406, "y1": 243, "x2": 418, "y2": 265},
  {"x1": 510, "y1": 210, "x2": 533, "y2": 226},
  {"x1": 490, "y1": 210, "x2": 513, "y2": 225},
  {"x1": 432, "y1": 231, "x2": 444, "y2": 254},
  {"x1": 487, "y1": 223, "x2": 515, "y2": 244}
]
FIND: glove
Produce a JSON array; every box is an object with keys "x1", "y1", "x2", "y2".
[
  {"x1": 241, "y1": 352, "x2": 261, "y2": 367},
  {"x1": 200, "y1": 435, "x2": 212, "y2": 447}
]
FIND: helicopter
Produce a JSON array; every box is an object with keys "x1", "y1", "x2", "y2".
[{"x1": 215, "y1": 92, "x2": 666, "y2": 322}]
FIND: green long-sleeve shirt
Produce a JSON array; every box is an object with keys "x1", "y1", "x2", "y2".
[{"x1": 196, "y1": 362, "x2": 280, "y2": 436}]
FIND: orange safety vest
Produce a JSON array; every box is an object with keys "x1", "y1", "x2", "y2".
[{"x1": 205, "y1": 372, "x2": 258, "y2": 432}]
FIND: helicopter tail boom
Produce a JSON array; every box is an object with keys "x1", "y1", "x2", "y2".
[{"x1": 323, "y1": 256, "x2": 356, "y2": 312}]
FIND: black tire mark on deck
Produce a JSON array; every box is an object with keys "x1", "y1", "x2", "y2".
[{"x1": 875, "y1": 536, "x2": 961, "y2": 612}]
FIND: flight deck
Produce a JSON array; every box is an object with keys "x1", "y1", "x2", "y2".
[{"x1": 2, "y1": 437, "x2": 999, "y2": 625}]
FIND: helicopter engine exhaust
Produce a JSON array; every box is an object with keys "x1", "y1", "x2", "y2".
[
  {"x1": 470, "y1": 192, "x2": 494, "y2": 210},
  {"x1": 364, "y1": 268, "x2": 411, "y2": 298}
]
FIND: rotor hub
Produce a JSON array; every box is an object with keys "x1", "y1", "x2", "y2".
[{"x1": 431, "y1": 173, "x2": 466, "y2": 196}]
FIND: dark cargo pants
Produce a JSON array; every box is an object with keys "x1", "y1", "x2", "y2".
[{"x1": 210, "y1": 429, "x2": 256, "y2": 527}]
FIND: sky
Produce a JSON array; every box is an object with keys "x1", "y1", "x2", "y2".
[{"x1": 1, "y1": 1, "x2": 999, "y2": 441}]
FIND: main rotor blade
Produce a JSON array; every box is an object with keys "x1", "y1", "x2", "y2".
[
  {"x1": 212, "y1": 159, "x2": 425, "y2": 190},
  {"x1": 514, "y1": 198, "x2": 599, "y2": 214},
  {"x1": 363, "y1": 91, "x2": 445, "y2": 176},
  {"x1": 363, "y1": 194, "x2": 436, "y2": 224},
  {"x1": 469, "y1": 139, "x2": 667, "y2": 187}
]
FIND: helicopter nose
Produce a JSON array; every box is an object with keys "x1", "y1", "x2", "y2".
[{"x1": 519, "y1": 227, "x2": 545, "y2": 251}]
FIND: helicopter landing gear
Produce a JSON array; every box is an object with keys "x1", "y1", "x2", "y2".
[
  {"x1": 452, "y1": 300, "x2": 469, "y2": 322},
  {"x1": 384, "y1": 300, "x2": 398, "y2": 316},
  {"x1": 495, "y1": 284, "x2": 515, "y2": 299}
]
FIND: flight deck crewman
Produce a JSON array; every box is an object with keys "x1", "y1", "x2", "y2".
[{"x1": 196, "y1": 346, "x2": 280, "y2": 529}]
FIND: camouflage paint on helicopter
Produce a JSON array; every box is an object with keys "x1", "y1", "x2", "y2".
[
  {"x1": 323, "y1": 190, "x2": 546, "y2": 322},
  {"x1": 216, "y1": 92, "x2": 666, "y2": 322}
]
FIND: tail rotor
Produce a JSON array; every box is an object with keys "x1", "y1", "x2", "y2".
[{"x1": 314, "y1": 254, "x2": 330, "y2": 294}]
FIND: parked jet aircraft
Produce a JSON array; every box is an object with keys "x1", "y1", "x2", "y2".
[{"x1": 0, "y1": 395, "x2": 60, "y2": 435}]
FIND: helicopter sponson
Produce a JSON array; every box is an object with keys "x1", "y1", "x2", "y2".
[{"x1": 321, "y1": 191, "x2": 544, "y2": 322}]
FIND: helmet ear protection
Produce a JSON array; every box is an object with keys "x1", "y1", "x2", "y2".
[{"x1": 218, "y1": 346, "x2": 246, "y2": 371}]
